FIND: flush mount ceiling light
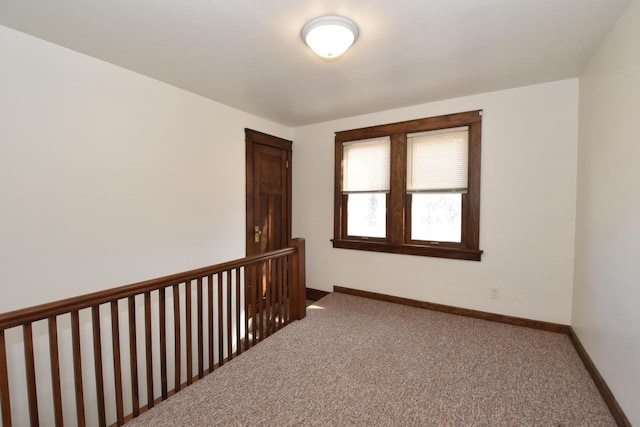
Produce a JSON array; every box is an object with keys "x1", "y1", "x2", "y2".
[{"x1": 301, "y1": 15, "x2": 359, "y2": 60}]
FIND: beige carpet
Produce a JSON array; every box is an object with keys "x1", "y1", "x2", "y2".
[{"x1": 127, "y1": 292, "x2": 614, "y2": 426}]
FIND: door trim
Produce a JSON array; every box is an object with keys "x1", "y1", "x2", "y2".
[{"x1": 245, "y1": 128, "x2": 292, "y2": 256}]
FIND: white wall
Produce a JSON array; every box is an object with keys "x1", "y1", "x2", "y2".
[
  {"x1": 5, "y1": 7, "x2": 636, "y2": 421},
  {"x1": 572, "y1": 0, "x2": 640, "y2": 424},
  {"x1": 0, "y1": 24, "x2": 291, "y2": 425},
  {"x1": 292, "y1": 79, "x2": 579, "y2": 324},
  {"x1": 0, "y1": 25, "x2": 290, "y2": 313}
]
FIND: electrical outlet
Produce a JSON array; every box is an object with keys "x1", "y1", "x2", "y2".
[{"x1": 490, "y1": 287, "x2": 500, "y2": 299}]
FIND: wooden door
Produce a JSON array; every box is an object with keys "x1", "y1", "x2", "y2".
[
  {"x1": 245, "y1": 129, "x2": 292, "y2": 256},
  {"x1": 245, "y1": 129, "x2": 292, "y2": 341}
]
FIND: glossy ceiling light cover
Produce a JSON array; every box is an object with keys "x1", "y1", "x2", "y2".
[{"x1": 301, "y1": 15, "x2": 359, "y2": 60}]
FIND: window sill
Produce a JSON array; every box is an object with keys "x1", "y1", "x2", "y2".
[{"x1": 331, "y1": 239, "x2": 482, "y2": 261}]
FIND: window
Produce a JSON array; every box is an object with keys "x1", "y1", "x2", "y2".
[
  {"x1": 333, "y1": 110, "x2": 483, "y2": 261},
  {"x1": 342, "y1": 137, "x2": 390, "y2": 239}
]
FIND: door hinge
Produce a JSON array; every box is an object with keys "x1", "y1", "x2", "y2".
[{"x1": 286, "y1": 160, "x2": 289, "y2": 168}]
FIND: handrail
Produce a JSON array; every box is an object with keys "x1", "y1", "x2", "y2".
[
  {"x1": 0, "y1": 238, "x2": 306, "y2": 427},
  {"x1": 0, "y1": 246, "x2": 296, "y2": 330}
]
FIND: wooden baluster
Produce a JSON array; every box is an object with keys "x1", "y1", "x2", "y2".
[
  {"x1": 172, "y1": 284, "x2": 181, "y2": 393},
  {"x1": 281, "y1": 258, "x2": 286, "y2": 325},
  {"x1": 196, "y1": 277, "x2": 204, "y2": 379},
  {"x1": 289, "y1": 254, "x2": 295, "y2": 323},
  {"x1": 272, "y1": 259, "x2": 278, "y2": 332},
  {"x1": 226, "y1": 270, "x2": 232, "y2": 361},
  {"x1": 71, "y1": 311, "x2": 85, "y2": 426},
  {"x1": 243, "y1": 266, "x2": 250, "y2": 351},
  {"x1": 128, "y1": 296, "x2": 140, "y2": 417},
  {"x1": 265, "y1": 260, "x2": 270, "y2": 338},
  {"x1": 91, "y1": 306, "x2": 106, "y2": 427},
  {"x1": 273, "y1": 259, "x2": 278, "y2": 330},
  {"x1": 281, "y1": 257, "x2": 286, "y2": 328},
  {"x1": 273, "y1": 260, "x2": 278, "y2": 329},
  {"x1": 207, "y1": 275, "x2": 214, "y2": 371},
  {"x1": 111, "y1": 301, "x2": 124, "y2": 426},
  {"x1": 285, "y1": 256, "x2": 291, "y2": 323},
  {"x1": 185, "y1": 281, "x2": 193, "y2": 386},
  {"x1": 252, "y1": 266, "x2": 259, "y2": 346},
  {"x1": 264, "y1": 261, "x2": 269, "y2": 338},
  {"x1": 23, "y1": 323, "x2": 39, "y2": 427},
  {"x1": 255, "y1": 265, "x2": 259, "y2": 340},
  {"x1": 258, "y1": 262, "x2": 264, "y2": 342},
  {"x1": 264, "y1": 260, "x2": 271, "y2": 339},
  {"x1": 235, "y1": 268, "x2": 241, "y2": 355},
  {"x1": 48, "y1": 317, "x2": 63, "y2": 427},
  {"x1": 144, "y1": 292, "x2": 154, "y2": 409},
  {"x1": 0, "y1": 330, "x2": 12, "y2": 427},
  {"x1": 159, "y1": 288, "x2": 168, "y2": 400},
  {"x1": 283, "y1": 257, "x2": 287, "y2": 326},
  {"x1": 276, "y1": 257, "x2": 283, "y2": 331},
  {"x1": 289, "y1": 254, "x2": 295, "y2": 322},
  {"x1": 217, "y1": 274, "x2": 224, "y2": 366},
  {"x1": 273, "y1": 259, "x2": 278, "y2": 331}
]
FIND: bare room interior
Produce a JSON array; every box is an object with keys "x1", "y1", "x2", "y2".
[{"x1": 0, "y1": 1, "x2": 638, "y2": 426}]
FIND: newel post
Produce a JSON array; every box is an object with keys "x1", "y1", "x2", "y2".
[{"x1": 290, "y1": 238, "x2": 306, "y2": 320}]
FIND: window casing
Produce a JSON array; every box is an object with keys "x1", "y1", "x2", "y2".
[{"x1": 333, "y1": 110, "x2": 483, "y2": 261}]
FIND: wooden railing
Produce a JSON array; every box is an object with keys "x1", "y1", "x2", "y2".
[{"x1": 0, "y1": 238, "x2": 306, "y2": 427}]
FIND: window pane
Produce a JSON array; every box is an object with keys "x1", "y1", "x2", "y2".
[
  {"x1": 407, "y1": 127, "x2": 468, "y2": 192},
  {"x1": 347, "y1": 193, "x2": 386, "y2": 238},
  {"x1": 343, "y1": 137, "x2": 390, "y2": 192},
  {"x1": 411, "y1": 193, "x2": 462, "y2": 242}
]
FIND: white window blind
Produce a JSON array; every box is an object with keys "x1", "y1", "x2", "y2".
[
  {"x1": 406, "y1": 126, "x2": 468, "y2": 193},
  {"x1": 342, "y1": 137, "x2": 390, "y2": 193}
]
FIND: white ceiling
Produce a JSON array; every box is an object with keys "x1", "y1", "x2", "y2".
[{"x1": 0, "y1": 0, "x2": 630, "y2": 126}]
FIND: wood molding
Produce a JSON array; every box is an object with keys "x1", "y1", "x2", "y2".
[
  {"x1": 333, "y1": 110, "x2": 483, "y2": 262},
  {"x1": 332, "y1": 239, "x2": 483, "y2": 261},
  {"x1": 568, "y1": 328, "x2": 631, "y2": 427},
  {"x1": 335, "y1": 110, "x2": 482, "y2": 142},
  {"x1": 244, "y1": 128, "x2": 292, "y2": 149},
  {"x1": 332, "y1": 286, "x2": 630, "y2": 426},
  {"x1": 306, "y1": 288, "x2": 330, "y2": 301},
  {"x1": 333, "y1": 286, "x2": 569, "y2": 333}
]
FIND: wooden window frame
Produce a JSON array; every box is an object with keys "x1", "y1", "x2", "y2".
[{"x1": 333, "y1": 110, "x2": 483, "y2": 261}]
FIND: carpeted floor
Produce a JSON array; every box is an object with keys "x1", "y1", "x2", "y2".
[{"x1": 127, "y1": 292, "x2": 615, "y2": 426}]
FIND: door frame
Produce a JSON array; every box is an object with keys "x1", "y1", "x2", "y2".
[{"x1": 245, "y1": 128, "x2": 292, "y2": 256}]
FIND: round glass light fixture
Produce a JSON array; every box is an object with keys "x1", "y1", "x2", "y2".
[{"x1": 301, "y1": 15, "x2": 359, "y2": 60}]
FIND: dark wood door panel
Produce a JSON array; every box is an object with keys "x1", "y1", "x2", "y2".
[
  {"x1": 245, "y1": 129, "x2": 292, "y2": 257},
  {"x1": 245, "y1": 129, "x2": 292, "y2": 340}
]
